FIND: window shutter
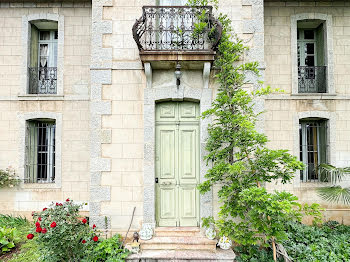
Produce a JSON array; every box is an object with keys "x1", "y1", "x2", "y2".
[
  {"x1": 30, "y1": 24, "x2": 39, "y2": 68},
  {"x1": 315, "y1": 23, "x2": 324, "y2": 66},
  {"x1": 26, "y1": 121, "x2": 38, "y2": 183},
  {"x1": 318, "y1": 120, "x2": 328, "y2": 181}
]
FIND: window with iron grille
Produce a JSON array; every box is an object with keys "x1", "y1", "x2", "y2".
[
  {"x1": 299, "y1": 119, "x2": 328, "y2": 182},
  {"x1": 297, "y1": 20, "x2": 327, "y2": 93},
  {"x1": 28, "y1": 21, "x2": 58, "y2": 94},
  {"x1": 25, "y1": 120, "x2": 56, "y2": 183}
]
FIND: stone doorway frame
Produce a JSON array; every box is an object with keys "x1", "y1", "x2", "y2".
[{"x1": 143, "y1": 62, "x2": 213, "y2": 227}]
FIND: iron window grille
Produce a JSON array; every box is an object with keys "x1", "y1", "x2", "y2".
[
  {"x1": 132, "y1": 6, "x2": 222, "y2": 52},
  {"x1": 299, "y1": 120, "x2": 328, "y2": 182},
  {"x1": 25, "y1": 120, "x2": 56, "y2": 183},
  {"x1": 28, "y1": 67, "x2": 57, "y2": 94},
  {"x1": 298, "y1": 66, "x2": 326, "y2": 93}
]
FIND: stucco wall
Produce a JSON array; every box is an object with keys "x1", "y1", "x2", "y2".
[
  {"x1": 0, "y1": 3, "x2": 91, "y2": 216},
  {"x1": 264, "y1": 1, "x2": 350, "y2": 223}
]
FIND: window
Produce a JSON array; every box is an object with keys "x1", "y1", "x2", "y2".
[
  {"x1": 297, "y1": 20, "x2": 326, "y2": 93},
  {"x1": 28, "y1": 21, "x2": 58, "y2": 94},
  {"x1": 299, "y1": 119, "x2": 328, "y2": 182},
  {"x1": 25, "y1": 120, "x2": 56, "y2": 183}
]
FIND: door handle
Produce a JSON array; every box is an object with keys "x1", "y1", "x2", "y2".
[{"x1": 161, "y1": 182, "x2": 172, "y2": 186}]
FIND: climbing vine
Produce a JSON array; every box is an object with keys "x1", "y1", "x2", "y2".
[{"x1": 188, "y1": 0, "x2": 322, "y2": 261}]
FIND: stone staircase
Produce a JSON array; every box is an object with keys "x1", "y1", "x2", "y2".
[{"x1": 127, "y1": 227, "x2": 236, "y2": 261}]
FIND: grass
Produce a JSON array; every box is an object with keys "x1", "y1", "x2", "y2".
[{"x1": 0, "y1": 214, "x2": 40, "y2": 262}]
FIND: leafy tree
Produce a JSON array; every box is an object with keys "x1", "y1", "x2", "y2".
[{"x1": 188, "y1": 0, "x2": 321, "y2": 260}]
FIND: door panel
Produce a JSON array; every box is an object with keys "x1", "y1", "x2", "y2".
[
  {"x1": 179, "y1": 186, "x2": 199, "y2": 226},
  {"x1": 158, "y1": 186, "x2": 178, "y2": 226},
  {"x1": 179, "y1": 126, "x2": 198, "y2": 183},
  {"x1": 158, "y1": 127, "x2": 176, "y2": 179},
  {"x1": 156, "y1": 102, "x2": 199, "y2": 227}
]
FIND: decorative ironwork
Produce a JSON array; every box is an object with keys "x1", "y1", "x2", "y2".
[
  {"x1": 25, "y1": 120, "x2": 56, "y2": 183},
  {"x1": 298, "y1": 66, "x2": 326, "y2": 93},
  {"x1": 132, "y1": 6, "x2": 222, "y2": 52},
  {"x1": 28, "y1": 67, "x2": 57, "y2": 94}
]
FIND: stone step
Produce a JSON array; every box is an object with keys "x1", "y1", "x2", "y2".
[
  {"x1": 140, "y1": 236, "x2": 217, "y2": 251},
  {"x1": 155, "y1": 227, "x2": 201, "y2": 237},
  {"x1": 127, "y1": 249, "x2": 236, "y2": 261}
]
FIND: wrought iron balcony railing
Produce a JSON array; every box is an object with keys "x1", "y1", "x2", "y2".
[
  {"x1": 298, "y1": 66, "x2": 327, "y2": 93},
  {"x1": 28, "y1": 67, "x2": 57, "y2": 94},
  {"x1": 132, "y1": 6, "x2": 222, "y2": 52}
]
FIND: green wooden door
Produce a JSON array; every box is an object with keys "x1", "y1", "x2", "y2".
[{"x1": 156, "y1": 102, "x2": 200, "y2": 227}]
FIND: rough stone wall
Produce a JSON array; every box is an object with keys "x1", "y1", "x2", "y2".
[
  {"x1": 264, "y1": 1, "x2": 350, "y2": 223},
  {"x1": 0, "y1": 3, "x2": 91, "y2": 217}
]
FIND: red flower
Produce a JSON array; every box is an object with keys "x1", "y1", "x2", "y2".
[
  {"x1": 82, "y1": 240, "x2": 86, "y2": 244},
  {"x1": 35, "y1": 222, "x2": 40, "y2": 228},
  {"x1": 59, "y1": 203, "x2": 63, "y2": 206},
  {"x1": 38, "y1": 217, "x2": 42, "y2": 221},
  {"x1": 31, "y1": 211, "x2": 35, "y2": 217},
  {"x1": 27, "y1": 234, "x2": 34, "y2": 240},
  {"x1": 50, "y1": 222, "x2": 57, "y2": 228},
  {"x1": 82, "y1": 218, "x2": 87, "y2": 224},
  {"x1": 55, "y1": 203, "x2": 59, "y2": 206},
  {"x1": 66, "y1": 198, "x2": 70, "y2": 202},
  {"x1": 92, "y1": 224, "x2": 96, "y2": 229},
  {"x1": 41, "y1": 228, "x2": 47, "y2": 234},
  {"x1": 43, "y1": 208, "x2": 47, "y2": 211},
  {"x1": 93, "y1": 236, "x2": 98, "y2": 242},
  {"x1": 36, "y1": 227, "x2": 42, "y2": 233}
]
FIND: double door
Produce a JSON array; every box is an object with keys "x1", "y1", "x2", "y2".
[{"x1": 155, "y1": 102, "x2": 200, "y2": 227}]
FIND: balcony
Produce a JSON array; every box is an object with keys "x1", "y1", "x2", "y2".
[
  {"x1": 132, "y1": 6, "x2": 222, "y2": 64},
  {"x1": 28, "y1": 67, "x2": 57, "y2": 94},
  {"x1": 298, "y1": 66, "x2": 327, "y2": 93}
]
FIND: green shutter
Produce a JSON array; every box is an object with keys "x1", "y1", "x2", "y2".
[
  {"x1": 318, "y1": 120, "x2": 328, "y2": 181},
  {"x1": 30, "y1": 24, "x2": 39, "y2": 68},
  {"x1": 316, "y1": 23, "x2": 324, "y2": 66}
]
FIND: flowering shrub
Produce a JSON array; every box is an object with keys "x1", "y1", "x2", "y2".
[
  {"x1": 29, "y1": 199, "x2": 100, "y2": 262},
  {"x1": 0, "y1": 167, "x2": 19, "y2": 188}
]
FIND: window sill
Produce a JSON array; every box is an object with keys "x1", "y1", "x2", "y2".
[
  {"x1": 18, "y1": 95, "x2": 64, "y2": 101},
  {"x1": 22, "y1": 183, "x2": 61, "y2": 189},
  {"x1": 300, "y1": 181, "x2": 332, "y2": 188},
  {"x1": 291, "y1": 93, "x2": 336, "y2": 99}
]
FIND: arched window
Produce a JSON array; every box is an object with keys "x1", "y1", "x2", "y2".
[{"x1": 25, "y1": 119, "x2": 56, "y2": 183}]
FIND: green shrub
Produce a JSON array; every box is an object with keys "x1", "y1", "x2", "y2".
[
  {"x1": 85, "y1": 233, "x2": 130, "y2": 262},
  {"x1": 0, "y1": 227, "x2": 19, "y2": 254},
  {"x1": 234, "y1": 245, "x2": 275, "y2": 262},
  {"x1": 29, "y1": 199, "x2": 100, "y2": 262},
  {"x1": 282, "y1": 221, "x2": 350, "y2": 262},
  {"x1": 0, "y1": 168, "x2": 20, "y2": 188}
]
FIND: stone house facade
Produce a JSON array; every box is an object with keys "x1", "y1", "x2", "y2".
[{"x1": 0, "y1": 0, "x2": 350, "y2": 243}]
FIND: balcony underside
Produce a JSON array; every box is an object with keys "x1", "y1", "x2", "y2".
[{"x1": 139, "y1": 50, "x2": 215, "y2": 69}]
